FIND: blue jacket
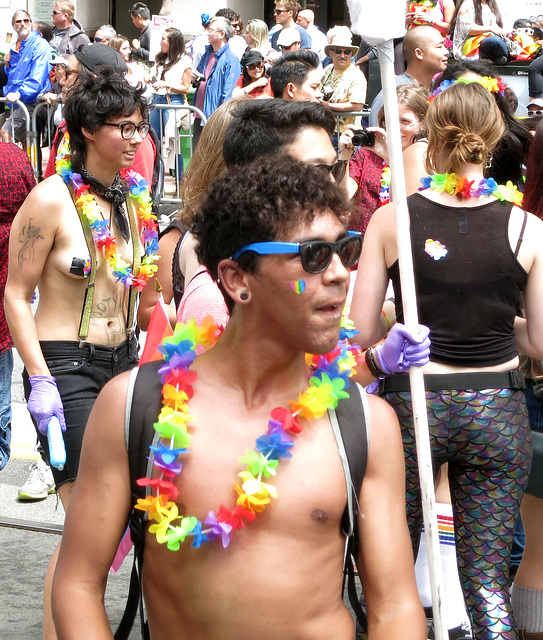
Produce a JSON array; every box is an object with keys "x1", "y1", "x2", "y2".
[
  {"x1": 195, "y1": 43, "x2": 241, "y2": 118},
  {"x1": 4, "y1": 30, "x2": 52, "y2": 103}
]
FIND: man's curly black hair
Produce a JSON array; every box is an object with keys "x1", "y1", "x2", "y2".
[
  {"x1": 193, "y1": 156, "x2": 349, "y2": 312},
  {"x1": 64, "y1": 68, "x2": 149, "y2": 171}
]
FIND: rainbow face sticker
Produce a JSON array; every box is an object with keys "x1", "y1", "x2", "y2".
[
  {"x1": 425, "y1": 239, "x2": 448, "y2": 261},
  {"x1": 290, "y1": 280, "x2": 306, "y2": 294}
]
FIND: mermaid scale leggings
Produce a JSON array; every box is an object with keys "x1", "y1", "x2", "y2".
[{"x1": 384, "y1": 388, "x2": 531, "y2": 640}]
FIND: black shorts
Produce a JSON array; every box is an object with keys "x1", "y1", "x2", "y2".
[{"x1": 23, "y1": 338, "x2": 138, "y2": 487}]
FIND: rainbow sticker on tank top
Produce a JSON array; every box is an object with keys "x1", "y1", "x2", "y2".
[{"x1": 424, "y1": 239, "x2": 448, "y2": 261}]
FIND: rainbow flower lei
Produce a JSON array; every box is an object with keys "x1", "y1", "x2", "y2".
[
  {"x1": 429, "y1": 75, "x2": 507, "y2": 102},
  {"x1": 379, "y1": 164, "x2": 391, "y2": 205},
  {"x1": 135, "y1": 316, "x2": 363, "y2": 551},
  {"x1": 55, "y1": 134, "x2": 159, "y2": 292},
  {"x1": 420, "y1": 173, "x2": 524, "y2": 206}
]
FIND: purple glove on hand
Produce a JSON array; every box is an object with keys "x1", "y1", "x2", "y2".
[
  {"x1": 27, "y1": 375, "x2": 67, "y2": 435},
  {"x1": 374, "y1": 323, "x2": 431, "y2": 375}
]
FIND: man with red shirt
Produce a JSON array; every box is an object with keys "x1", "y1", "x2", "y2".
[{"x1": 0, "y1": 143, "x2": 35, "y2": 468}]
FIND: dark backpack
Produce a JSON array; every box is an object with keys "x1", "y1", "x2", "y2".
[{"x1": 114, "y1": 361, "x2": 368, "y2": 639}]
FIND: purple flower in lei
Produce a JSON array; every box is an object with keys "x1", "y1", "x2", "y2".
[
  {"x1": 113, "y1": 269, "x2": 133, "y2": 288},
  {"x1": 204, "y1": 512, "x2": 232, "y2": 548}
]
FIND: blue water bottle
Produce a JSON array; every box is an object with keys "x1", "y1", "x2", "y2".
[{"x1": 47, "y1": 416, "x2": 66, "y2": 471}]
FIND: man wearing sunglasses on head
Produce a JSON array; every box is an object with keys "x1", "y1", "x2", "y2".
[
  {"x1": 93, "y1": 24, "x2": 117, "y2": 46},
  {"x1": 53, "y1": 156, "x2": 428, "y2": 640},
  {"x1": 271, "y1": 0, "x2": 312, "y2": 52},
  {"x1": 1, "y1": 10, "x2": 52, "y2": 144}
]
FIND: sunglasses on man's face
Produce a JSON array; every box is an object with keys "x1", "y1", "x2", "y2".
[
  {"x1": 232, "y1": 232, "x2": 362, "y2": 274},
  {"x1": 274, "y1": 8, "x2": 288, "y2": 14},
  {"x1": 315, "y1": 159, "x2": 348, "y2": 184},
  {"x1": 15, "y1": 18, "x2": 31, "y2": 24},
  {"x1": 330, "y1": 48, "x2": 352, "y2": 56},
  {"x1": 94, "y1": 36, "x2": 106, "y2": 43},
  {"x1": 51, "y1": 10, "x2": 64, "y2": 15}
]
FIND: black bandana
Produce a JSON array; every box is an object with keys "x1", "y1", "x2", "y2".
[{"x1": 78, "y1": 168, "x2": 130, "y2": 242}]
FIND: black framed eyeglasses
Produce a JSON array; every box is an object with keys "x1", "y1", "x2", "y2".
[
  {"x1": 315, "y1": 159, "x2": 348, "y2": 183},
  {"x1": 231, "y1": 231, "x2": 362, "y2": 274},
  {"x1": 102, "y1": 122, "x2": 150, "y2": 139}
]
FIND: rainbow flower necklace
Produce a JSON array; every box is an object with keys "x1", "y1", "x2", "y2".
[
  {"x1": 420, "y1": 172, "x2": 524, "y2": 206},
  {"x1": 379, "y1": 163, "x2": 391, "y2": 205},
  {"x1": 55, "y1": 133, "x2": 159, "y2": 292},
  {"x1": 135, "y1": 317, "x2": 363, "y2": 551}
]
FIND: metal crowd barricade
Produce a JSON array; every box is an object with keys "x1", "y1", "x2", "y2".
[
  {"x1": 150, "y1": 102, "x2": 207, "y2": 204},
  {"x1": 0, "y1": 97, "x2": 32, "y2": 163},
  {"x1": 332, "y1": 108, "x2": 371, "y2": 141},
  {"x1": 31, "y1": 100, "x2": 58, "y2": 180}
]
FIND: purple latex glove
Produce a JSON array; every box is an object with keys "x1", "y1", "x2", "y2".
[
  {"x1": 374, "y1": 323, "x2": 431, "y2": 375},
  {"x1": 27, "y1": 375, "x2": 67, "y2": 435}
]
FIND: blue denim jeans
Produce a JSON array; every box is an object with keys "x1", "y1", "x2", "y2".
[
  {"x1": 23, "y1": 338, "x2": 138, "y2": 486},
  {"x1": 0, "y1": 348, "x2": 13, "y2": 470},
  {"x1": 479, "y1": 36, "x2": 509, "y2": 61},
  {"x1": 510, "y1": 382, "x2": 543, "y2": 574},
  {"x1": 149, "y1": 93, "x2": 184, "y2": 177},
  {"x1": 149, "y1": 93, "x2": 183, "y2": 144}
]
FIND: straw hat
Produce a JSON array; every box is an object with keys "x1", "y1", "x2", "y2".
[{"x1": 324, "y1": 26, "x2": 358, "y2": 56}]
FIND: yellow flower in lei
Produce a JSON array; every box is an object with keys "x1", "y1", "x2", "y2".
[{"x1": 135, "y1": 318, "x2": 363, "y2": 550}]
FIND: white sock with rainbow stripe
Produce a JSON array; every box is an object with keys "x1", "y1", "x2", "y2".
[{"x1": 415, "y1": 503, "x2": 472, "y2": 631}]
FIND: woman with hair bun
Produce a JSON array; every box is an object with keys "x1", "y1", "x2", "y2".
[{"x1": 350, "y1": 81, "x2": 543, "y2": 640}]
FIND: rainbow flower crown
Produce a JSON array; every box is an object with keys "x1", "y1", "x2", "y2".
[{"x1": 429, "y1": 76, "x2": 507, "y2": 102}]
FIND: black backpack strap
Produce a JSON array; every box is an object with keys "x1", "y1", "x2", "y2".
[
  {"x1": 114, "y1": 362, "x2": 163, "y2": 640},
  {"x1": 329, "y1": 382, "x2": 369, "y2": 630}
]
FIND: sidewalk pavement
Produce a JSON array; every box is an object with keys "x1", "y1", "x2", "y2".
[{"x1": 0, "y1": 349, "x2": 140, "y2": 639}]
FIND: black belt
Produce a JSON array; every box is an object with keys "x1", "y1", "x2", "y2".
[{"x1": 379, "y1": 370, "x2": 525, "y2": 394}]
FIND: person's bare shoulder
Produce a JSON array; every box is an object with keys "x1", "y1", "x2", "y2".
[{"x1": 16, "y1": 173, "x2": 71, "y2": 226}]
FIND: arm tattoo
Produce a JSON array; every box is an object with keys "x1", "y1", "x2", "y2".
[{"x1": 17, "y1": 218, "x2": 45, "y2": 269}]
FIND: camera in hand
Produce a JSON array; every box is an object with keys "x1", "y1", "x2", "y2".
[
  {"x1": 192, "y1": 71, "x2": 205, "y2": 86},
  {"x1": 351, "y1": 128, "x2": 376, "y2": 147}
]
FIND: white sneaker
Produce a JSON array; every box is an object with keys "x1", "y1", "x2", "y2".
[{"x1": 18, "y1": 459, "x2": 56, "y2": 500}]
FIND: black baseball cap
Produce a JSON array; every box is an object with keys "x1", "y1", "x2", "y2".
[
  {"x1": 241, "y1": 49, "x2": 264, "y2": 68},
  {"x1": 74, "y1": 43, "x2": 128, "y2": 74}
]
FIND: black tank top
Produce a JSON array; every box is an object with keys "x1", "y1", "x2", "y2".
[{"x1": 387, "y1": 193, "x2": 528, "y2": 367}]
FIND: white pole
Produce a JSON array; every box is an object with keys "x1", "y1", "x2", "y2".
[{"x1": 376, "y1": 39, "x2": 447, "y2": 640}]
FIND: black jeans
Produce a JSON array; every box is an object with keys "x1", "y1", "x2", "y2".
[{"x1": 23, "y1": 338, "x2": 139, "y2": 487}]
